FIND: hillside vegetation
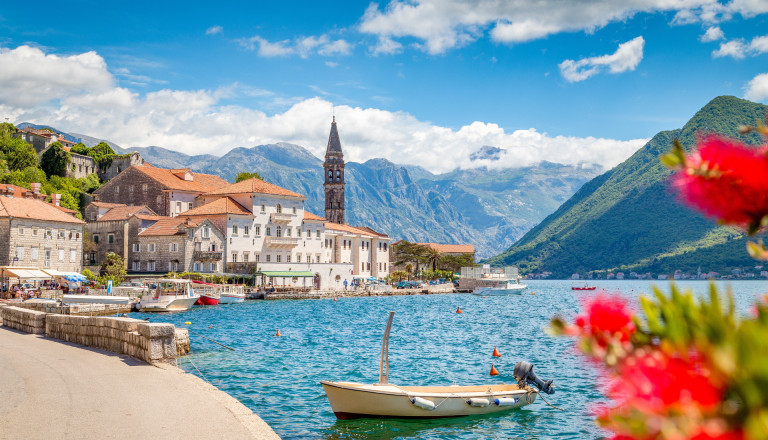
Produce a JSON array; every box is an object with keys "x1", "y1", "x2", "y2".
[{"x1": 486, "y1": 96, "x2": 767, "y2": 278}]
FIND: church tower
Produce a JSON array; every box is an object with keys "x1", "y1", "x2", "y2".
[{"x1": 324, "y1": 117, "x2": 345, "y2": 224}]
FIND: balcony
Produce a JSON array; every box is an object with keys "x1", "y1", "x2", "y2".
[
  {"x1": 193, "y1": 250, "x2": 223, "y2": 261},
  {"x1": 265, "y1": 236, "x2": 299, "y2": 248},
  {"x1": 270, "y1": 213, "x2": 294, "y2": 223}
]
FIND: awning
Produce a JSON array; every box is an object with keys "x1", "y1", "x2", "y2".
[
  {"x1": 42, "y1": 270, "x2": 87, "y2": 282},
  {"x1": 256, "y1": 271, "x2": 315, "y2": 278},
  {"x1": 0, "y1": 267, "x2": 52, "y2": 280}
]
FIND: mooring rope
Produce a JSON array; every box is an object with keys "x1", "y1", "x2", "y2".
[
  {"x1": 537, "y1": 392, "x2": 565, "y2": 411},
  {"x1": 180, "y1": 352, "x2": 212, "y2": 385}
]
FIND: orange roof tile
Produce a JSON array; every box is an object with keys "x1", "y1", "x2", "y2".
[
  {"x1": 89, "y1": 201, "x2": 127, "y2": 209},
  {"x1": 0, "y1": 184, "x2": 31, "y2": 198},
  {"x1": 418, "y1": 243, "x2": 475, "y2": 254},
  {"x1": 353, "y1": 225, "x2": 389, "y2": 238},
  {"x1": 97, "y1": 205, "x2": 156, "y2": 222},
  {"x1": 138, "y1": 217, "x2": 195, "y2": 236},
  {"x1": 183, "y1": 197, "x2": 251, "y2": 216},
  {"x1": 324, "y1": 222, "x2": 378, "y2": 237},
  {"x1": 133, "y1": 164, "x2": 229, "y2": 193},
  {"x1": 0, "y1": 195, "x2": 84, "y2": 224},
  {"x1": 202, "y1": 177, "x2": 304, "y2": 199},
  {"x1": 303, "y1": 211, "x2": 326, "y2": 221},
  {"x1": 53, "y1": 205, "x2": 78, "y2": 215}
]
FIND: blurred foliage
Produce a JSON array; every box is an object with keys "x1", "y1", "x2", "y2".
[{"x1": 235, "y1": 171, "x2": 263, "y2": 182}]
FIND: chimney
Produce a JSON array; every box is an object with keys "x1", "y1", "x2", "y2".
[
  {"x1": 51, "y1": 194, "x2": 61, "y2": 206},
  {"x1": 30, "y1": 182, "x2": 41, "y2": 194},
  {"x1": 22, "y1": 190, "x2": 34, "y2": 199},
  {"x1": 1, "y1": 186, "x2": 14, "y2": 197}
]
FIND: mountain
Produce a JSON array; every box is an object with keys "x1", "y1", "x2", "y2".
[
  {"x1": 486, "y1": 96, "x2": 767, "y2": 277},
  {"x1": 17, "y1": 126, "x2": 601, "y2": 258}
]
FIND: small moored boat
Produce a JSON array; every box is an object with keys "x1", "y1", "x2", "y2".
[
  {"x1": 571, "y1": 283, "x2": 597, "y2": 291},
  {"x1": 62, "y1": 294, "x2": 132, "y2": 305},
  {"x1": 139, "y1": 279, "x2": 198, "y2": 312},
  {"x1": 472, "y1": 279, "x2": 527, "y2": 296},
  {"x1": 191, "y1": 280, "x2": 220, "y2": 305},
  {"x1": 218, "y1": 284, "x2": 245, "y2": 304},
  {"x1": 321, "y1": 312, "x2": 554, "y2": 419}
]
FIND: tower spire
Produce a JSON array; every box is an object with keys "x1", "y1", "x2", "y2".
[{"x1": 323, "y1": 117, "x2": 345, "y2": 224}]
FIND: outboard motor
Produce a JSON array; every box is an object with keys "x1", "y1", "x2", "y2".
[{"x1": 513, "y1": 361, "x2": 555, "y2": 395}]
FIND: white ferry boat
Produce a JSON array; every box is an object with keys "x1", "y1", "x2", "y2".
[{"x1": 139, "y1": 279, "x2": 198, "y2": 312}]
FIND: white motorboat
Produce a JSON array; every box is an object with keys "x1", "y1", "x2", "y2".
[
  {"x1": 472, "y1": 279, "x2": 527, "y2": 295},
  {"x1": 218, "y1": 284, "x2": 245, "y2": 304},
  {"x1": 139, "y1": 279, "x2": 198, "y2": 312},
  {"x1": 62, "y1": 295, "x2": 132, "y2": 305},
  {"x1": 321, "y1": 312, "x2": 554, "y2": 419}
]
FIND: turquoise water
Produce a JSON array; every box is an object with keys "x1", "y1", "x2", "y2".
[{"x1": 130, "y1": 280, "x2": 768, "y2": 439}]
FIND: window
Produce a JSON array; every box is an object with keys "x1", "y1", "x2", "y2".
[
  {"x1": 306, "y1": 229, "x2": 311, "y2": 238},
  {"x1": 243, "y1": 252, "x2": 249, "y2": 263},
  {"x1": 244, "y1": 225, "x2": 250, "y2": 236},
  {"x1": 286, "y1": 255, "x2": 291, "y2": 263},
  {"x1": 15, "y1": 246, "x2": 23, "y2": 260},
  {"x1": 108, "y1": 234, "x2": 114, "y2": 244},
  {"x1": 70, "y1": 250, "x2": 76, "y2": 262},
  {"x1": 58, "y1": 229, "x2": 65, "y2": 239},
  {"x1": 147, "y1": 261, "x2": 156, "y2": 271},
  {"x1": 292, "y1": 206, "x2": 296, "y2": 214},
  {"x1": 276, "y1": 254, "x2": 282, "y2": 263},
  {"x1": 266, "y1": 227, "x2": 271, "y2": 236},
  {"x1": 45, "y1": 229, "x2": 53, "y2": 240},
  {"x1": 254, "y1": 226, "x2": 260, "y2": 236},
  {"x1": 316, "y1": 230, "x2": 320, "y2": 238},
  {"x1": 232, "y1": 225, "x2": 238, "y2": 235},
  {"x1": 384, "y1": 243, "x2": 388, "y2": 251},
  {"x1": 44, "y1": 250, "x2": 51, "y2": 267},
  {"x1": 276, "y1": 226, "x2": 282, "y2": 238},
  {"x1": 316, "y1": 254, "x2": 321, "y2": 263},
  {"x1": 115, "y1": 186, "x2": 119, "y2": 194},
  {"x1": 384, "y1": 263, "x2": 387, "y2": 271},
  {"x1": 133, "y1": 243, "x2": 140, "y2": 252},
  {"x1": 254, "y1": 255, "x2": 259, "y2": 263},
  {"x1": 93, "y1": 234, "x2": 99, "y2": 244},
  {"x1": 142, "y1": 183, "x2": 148, "y2": 192},
  {"x1": 148, "y1": 243, "x2": 156, "y2": 252},
  {"x1": 209, "y1": 262, "x2": 217, "y2": 272},
  {"x1": 18, "y1": 226, "x2": 23, "y2": 235},
  {"x1": 129, "y1": 185, "x2": 134, "y2": 194},
  {"x1": 170, "y1": 261, "x2": 179, "y2": 272},
  {"x1": 328, "y1": 170, "x2": 332, "y2": 181},
  {"x1": 296, "y1": 227, "x2": 301, "y2": 236},
  {"x1": 202, "y1": 227, "x2": 210, "y2": 238},
  {"x1": 306, "y1": 255, "x2": 311, "y2": 263},
  {"x1": 176, "y1": 201, "x2": 182, "y2": 212},
  {"x1": 276, "y1": 204, "x2": 282, "y2": 213},
  {"x1": 33, "y1": 228, "x2": 38, "y2": 236},
  {"x1": 132, "y1": 261, "x2": 141, "y2": 271},
  {"x1": 193, "y1": 262, "x2": 200, "y2": 272},
  {"x1": 58, "y1": 249, "x2": 65, "y2": 261},
  {"x1": 232, "y1": 253, "x2": 237, "y2": 263},
  {"x1": 286, "y1": 227, "x2": 291, "y2": 237},
  {"x1": 31, "y1": 248, "x2": 38, "y2": 261},
  {"x1": 266, "y1": 255, "x2": 271, "y2": 262},
  {"x1": 261, "y1": 204, "x2": 266, "y2": 212},
  {"x1": 170, "y1": 243, "x2": 178, "y2": 252}
]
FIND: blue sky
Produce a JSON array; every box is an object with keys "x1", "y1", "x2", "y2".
[{"x1": 1, "y1": 1, "x2": 767, "y2": 173}]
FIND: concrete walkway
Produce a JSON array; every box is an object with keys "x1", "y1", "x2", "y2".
[{"x1": 0, "y1": 328, "x2": 280, "y2": 440}]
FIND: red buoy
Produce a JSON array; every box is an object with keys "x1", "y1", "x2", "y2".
[
  {"x1": 333, "y1": 298, "x2": 338, "y2": 302},
  {"x1": 456, "y1": 307, "x2": 463, "y2": 314},
  {"x1": 490, "y1": 364, "x2": 499, "y2": 376},
  {"x1": 492, "y1": 346, "x2": 501, "y2": 357},
  {"x1": 275, "y1": 330, "x2": 281, "y2": 337}
]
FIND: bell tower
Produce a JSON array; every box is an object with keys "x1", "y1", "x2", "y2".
[{"x1": 324, "y1": 117, "x2": 345, "y2": 224}]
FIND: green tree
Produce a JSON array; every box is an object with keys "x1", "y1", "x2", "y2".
[
  {"x1": 0, "y1": 166, "x2": 47, "y2": 187},
  {"x1": 392, "y1": 241, "x2": 431, "y2": 273},
  {"x1": 0, "y1": 127, "x2": 38, "y2": 171},
  {"x1": 424, "y1": 246, "x2": 442, "y2": 271},
  {"x1": 40, "y1": 142, "x2": 71, "y2": 177},
  {"x1": 439, "y1": 253, "x2": 476, "y2": 272},
  {"x1": 100, "y1": 252, "x2": 127, "y2": 286},
  {"x1": 235, "y1": 171, "x2": 263, "y2": 183}
]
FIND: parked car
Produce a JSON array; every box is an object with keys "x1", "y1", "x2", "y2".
[{"x1": 396, "y1": 281, "x2": 411, "y2": 289}]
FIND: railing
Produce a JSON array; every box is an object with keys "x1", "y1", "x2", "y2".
[
  {"x1": 265, "y1": 237, "x2": 299, "y2": 248},
  {"x1": 193, "y1": 251, "x2": 223, "y2": 261},
  {"x1": 270, "y1": 213, "x2": 294, "y2": 223}
]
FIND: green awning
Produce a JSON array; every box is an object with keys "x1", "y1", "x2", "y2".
[{"x1": 256, "y1": 271, "x2": 315, "y2": 278}]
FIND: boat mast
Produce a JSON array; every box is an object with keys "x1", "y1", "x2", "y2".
[{"x1": 378, "y1": 311, "x2": 395, "y2": 385}]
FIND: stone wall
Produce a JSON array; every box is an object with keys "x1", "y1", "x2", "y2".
[
  {"x1": 3, "y1": 218, "x2": 83, "y2": 271},
  {"x1": 94, "y1": 167, "x2": 171, "y2": 216},
  {"x1": 99, "y1": 152, "x2": 144, "y2": 182},
  {"x1": 1, "y1": 306, "x2": 181, "y2": 366},
  {"x1": 67, "y1": 153, "x2": 97, "y2": 180}
]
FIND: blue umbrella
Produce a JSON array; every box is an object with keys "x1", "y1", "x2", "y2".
[{"x1": 63, "y1": 274, "x2": 87, "y2": 283}]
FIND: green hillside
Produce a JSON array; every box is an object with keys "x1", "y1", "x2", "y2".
[{"x1": 486, "y1": 96, "x2": 767, "y2": 278}]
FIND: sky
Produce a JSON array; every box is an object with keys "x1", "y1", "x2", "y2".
[{"x1": 1, "y1": 0, "x2": 767, "y2": 174}]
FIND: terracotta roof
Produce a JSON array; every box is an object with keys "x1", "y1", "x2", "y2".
[
  {"x1": 138, "y1": 217, "x2": 198, "y2": 236},
  {"x1": 18, "y1": 127, "x2": 54, "y2": 137},
  {"x1": 89, "y1": 201, "x2": 127, "y2": 209},
  {"x1": 53, "y1": 205, "x2": 78, "y2": 215},
  {"x1": 0, "y1": 195, "x2": 84, "y2": 224},
  {"x1": 325, "y1": 222, "x2": 377, "y2": 238},
  {"x1": 202, "y1": 178, "x2": 304, "y2": 199},
  {"x1": 0, "y1": 184, "x2": 31, "y2": 198},
  {"x1": 97, "y1": 205, "x2": 156, "y2": 222},
  {"x1": 303, "y1": 211, "x2": 326, "y2": 221},
  {"x1": 353, "y1": 225, "x2": 389, "y2": 238},
  {"x1": 418, "y1": 243, "x2": 476, "y2": 254},
  {"x1": 134, "y1": 214, "x2": 167, "y2": 221},
  {"x1": 133, "y1": 164, "x2": 229, "y2": 193},
  {"x1": 183, "y1": 197, "x2": 251, "y2": 216}
]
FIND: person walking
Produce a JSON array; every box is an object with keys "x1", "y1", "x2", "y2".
[{"x1": 343, "y1": 279, "x2": 348, "y2": 290}]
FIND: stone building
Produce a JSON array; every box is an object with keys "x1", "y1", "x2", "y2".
[
  {"x1": 0, "y1": 192, "x2": 85, "y2": 272},
  {"x1": 14, "y1": 127, "x2": 71, "y2": 154},
  {"x1": 83, "y1": 203, "x2": 161, "y2": 267},
  {"x1": 67, "y1": 151, "x2": 98, "y2": 179},
  {"x1": 133, "y1": 217, "x2": 225, "y2": 274},
  {"x1": 323, "y1": 117, "x2": 346, "y2": 224},
  {"x1": 92, "y1": 164, "x2": 229, "y2": 217},
  {"x1": 98, "y1": 152, "x2": 144, "y2": 181}
]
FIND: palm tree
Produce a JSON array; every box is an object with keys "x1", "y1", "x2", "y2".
[{"x1": 425, "y1": 247, "x2": 442, "y2": 271}]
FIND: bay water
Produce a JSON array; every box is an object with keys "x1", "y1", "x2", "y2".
[{"x1": 129, "y1": 280, "x2": 767, "y2": 439}]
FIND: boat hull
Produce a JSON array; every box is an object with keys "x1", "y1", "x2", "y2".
[
  {"x1": 472, "y1": 285, "x2": 527, "y2": 295},
  {"x1": 140, "y1": 296, "x2": 198, "y2": 312},
  {"x1": 219, "y1": 294, "x2": 245, "y2": 304},
  {"x1": 195, "y1": 294, "x2": 220, "y2": 306},
  {"x1": 62, "y1": 295, "x2": 132, "y2": 305},
  {"x1": 321, "y1": 381, "x2": 537, "y2": 419},
  {"x1": 571, "y1": 287, "x2": 597, "y2": 291}
]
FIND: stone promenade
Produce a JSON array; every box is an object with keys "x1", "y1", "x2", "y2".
[{"x1": 0, "y1": 328, "x2": 280, "y2": 440}]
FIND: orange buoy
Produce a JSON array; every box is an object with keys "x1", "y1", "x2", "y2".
[
  {"x1": 490, "y1": 364, "x2": 499, "y2": 376},
  {"x1": 492, "y1": 346, "x2": 501, "y2": 357},
  {"x1": 275, "y1": 330, "x2": 281, "y2": 337},
  {"x1": 333, "y1": 297, "x2": 338, "y2": 301},
  {"x1": 456, "y1": 307, "x2": 463, "y2": 314}
]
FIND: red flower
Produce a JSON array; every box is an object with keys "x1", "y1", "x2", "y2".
[
  {"x1": 609, "y1": 349, "x2": 724, "y2": 413},
  {"x1": 574, "y1": 293, "x2": 635, "y2": 346},
  {"x1": 672, "y1": 134, "x2": 768, "y2": 229}
]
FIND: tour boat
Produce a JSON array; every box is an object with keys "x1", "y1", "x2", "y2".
[
  {"x1": 321, "y1": 312, "x2": 554, "y2": 419},
  {"x1": 62, "y1": 294, "x2": 133, "y2": 305},
  {"x1": 218, "y1": 284, "x2": 246, "y2": 304},
  {"x1": 139, "y1": 279, "x2": 198, "y2": 312},
  {"x1": 571, "y1": 283, "x2": 597, "y2": 291},
  {"x1": 471, "y1": 278, "x2": 528, "y2": 296},
  {"x1": 191, "y1": 280, "x2": 220, "y2": 305}
]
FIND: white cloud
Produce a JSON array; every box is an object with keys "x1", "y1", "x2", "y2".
[
  {"x1": 700, "y1": 26, "x2": 724, "y2": 42},
  {"x1": 206, "y1": 26, "x2": 223, "y2": 35},
  {"x1": 1, "y1": 45, "x2": 647, "y2": 174},
  {"x1": 744, "y1": 72, "x2": 768, "y2": 101},
  {"x1": 358, "y1": 0, "x2": 767, "y2": 55},
  {"x1": 0, "y1": 45, "x2": 113, "y2": 107},
  {"x1": 238, "y1": 34, "x2": 352, "y2": 58},
  {"x1": 370, "y1": 36, "x2": 403, "y2": 55},
  {"x1": 713, "y1": 34, "x2": 768, "y2": 58},
  {"x1": 559, "y1": 36, "x2": 645, "y2": 82}
]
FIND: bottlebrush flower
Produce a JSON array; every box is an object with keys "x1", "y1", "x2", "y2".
[
  {"x1": 672, "y1": 134, "x2": 768, "y2": 232},
  {"x1": 574, "y1": 293, "x2": 636, "y2": 347}
]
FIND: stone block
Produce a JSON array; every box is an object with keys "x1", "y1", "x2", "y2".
[{"x1": 137, "y1": 323, "x2": 175, "y2": 338}]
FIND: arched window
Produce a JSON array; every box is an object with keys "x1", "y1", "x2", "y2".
[
  {"x1": 276, "y1": 204, "x2": 282, "y2": 213},
  {"x1": 276, "y1": 226, "x2": 282, "y2": 237},
  {"x1": 336, "y1": 170, "x2": 341, "y2": 181},
  {"x1": 328, "y1": 170, "x2": 333, "y2": 182}
]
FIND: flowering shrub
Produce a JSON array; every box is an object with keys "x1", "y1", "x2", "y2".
[{"x1": 551, "y1": 117, "x2": 768, "y2": 440}]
